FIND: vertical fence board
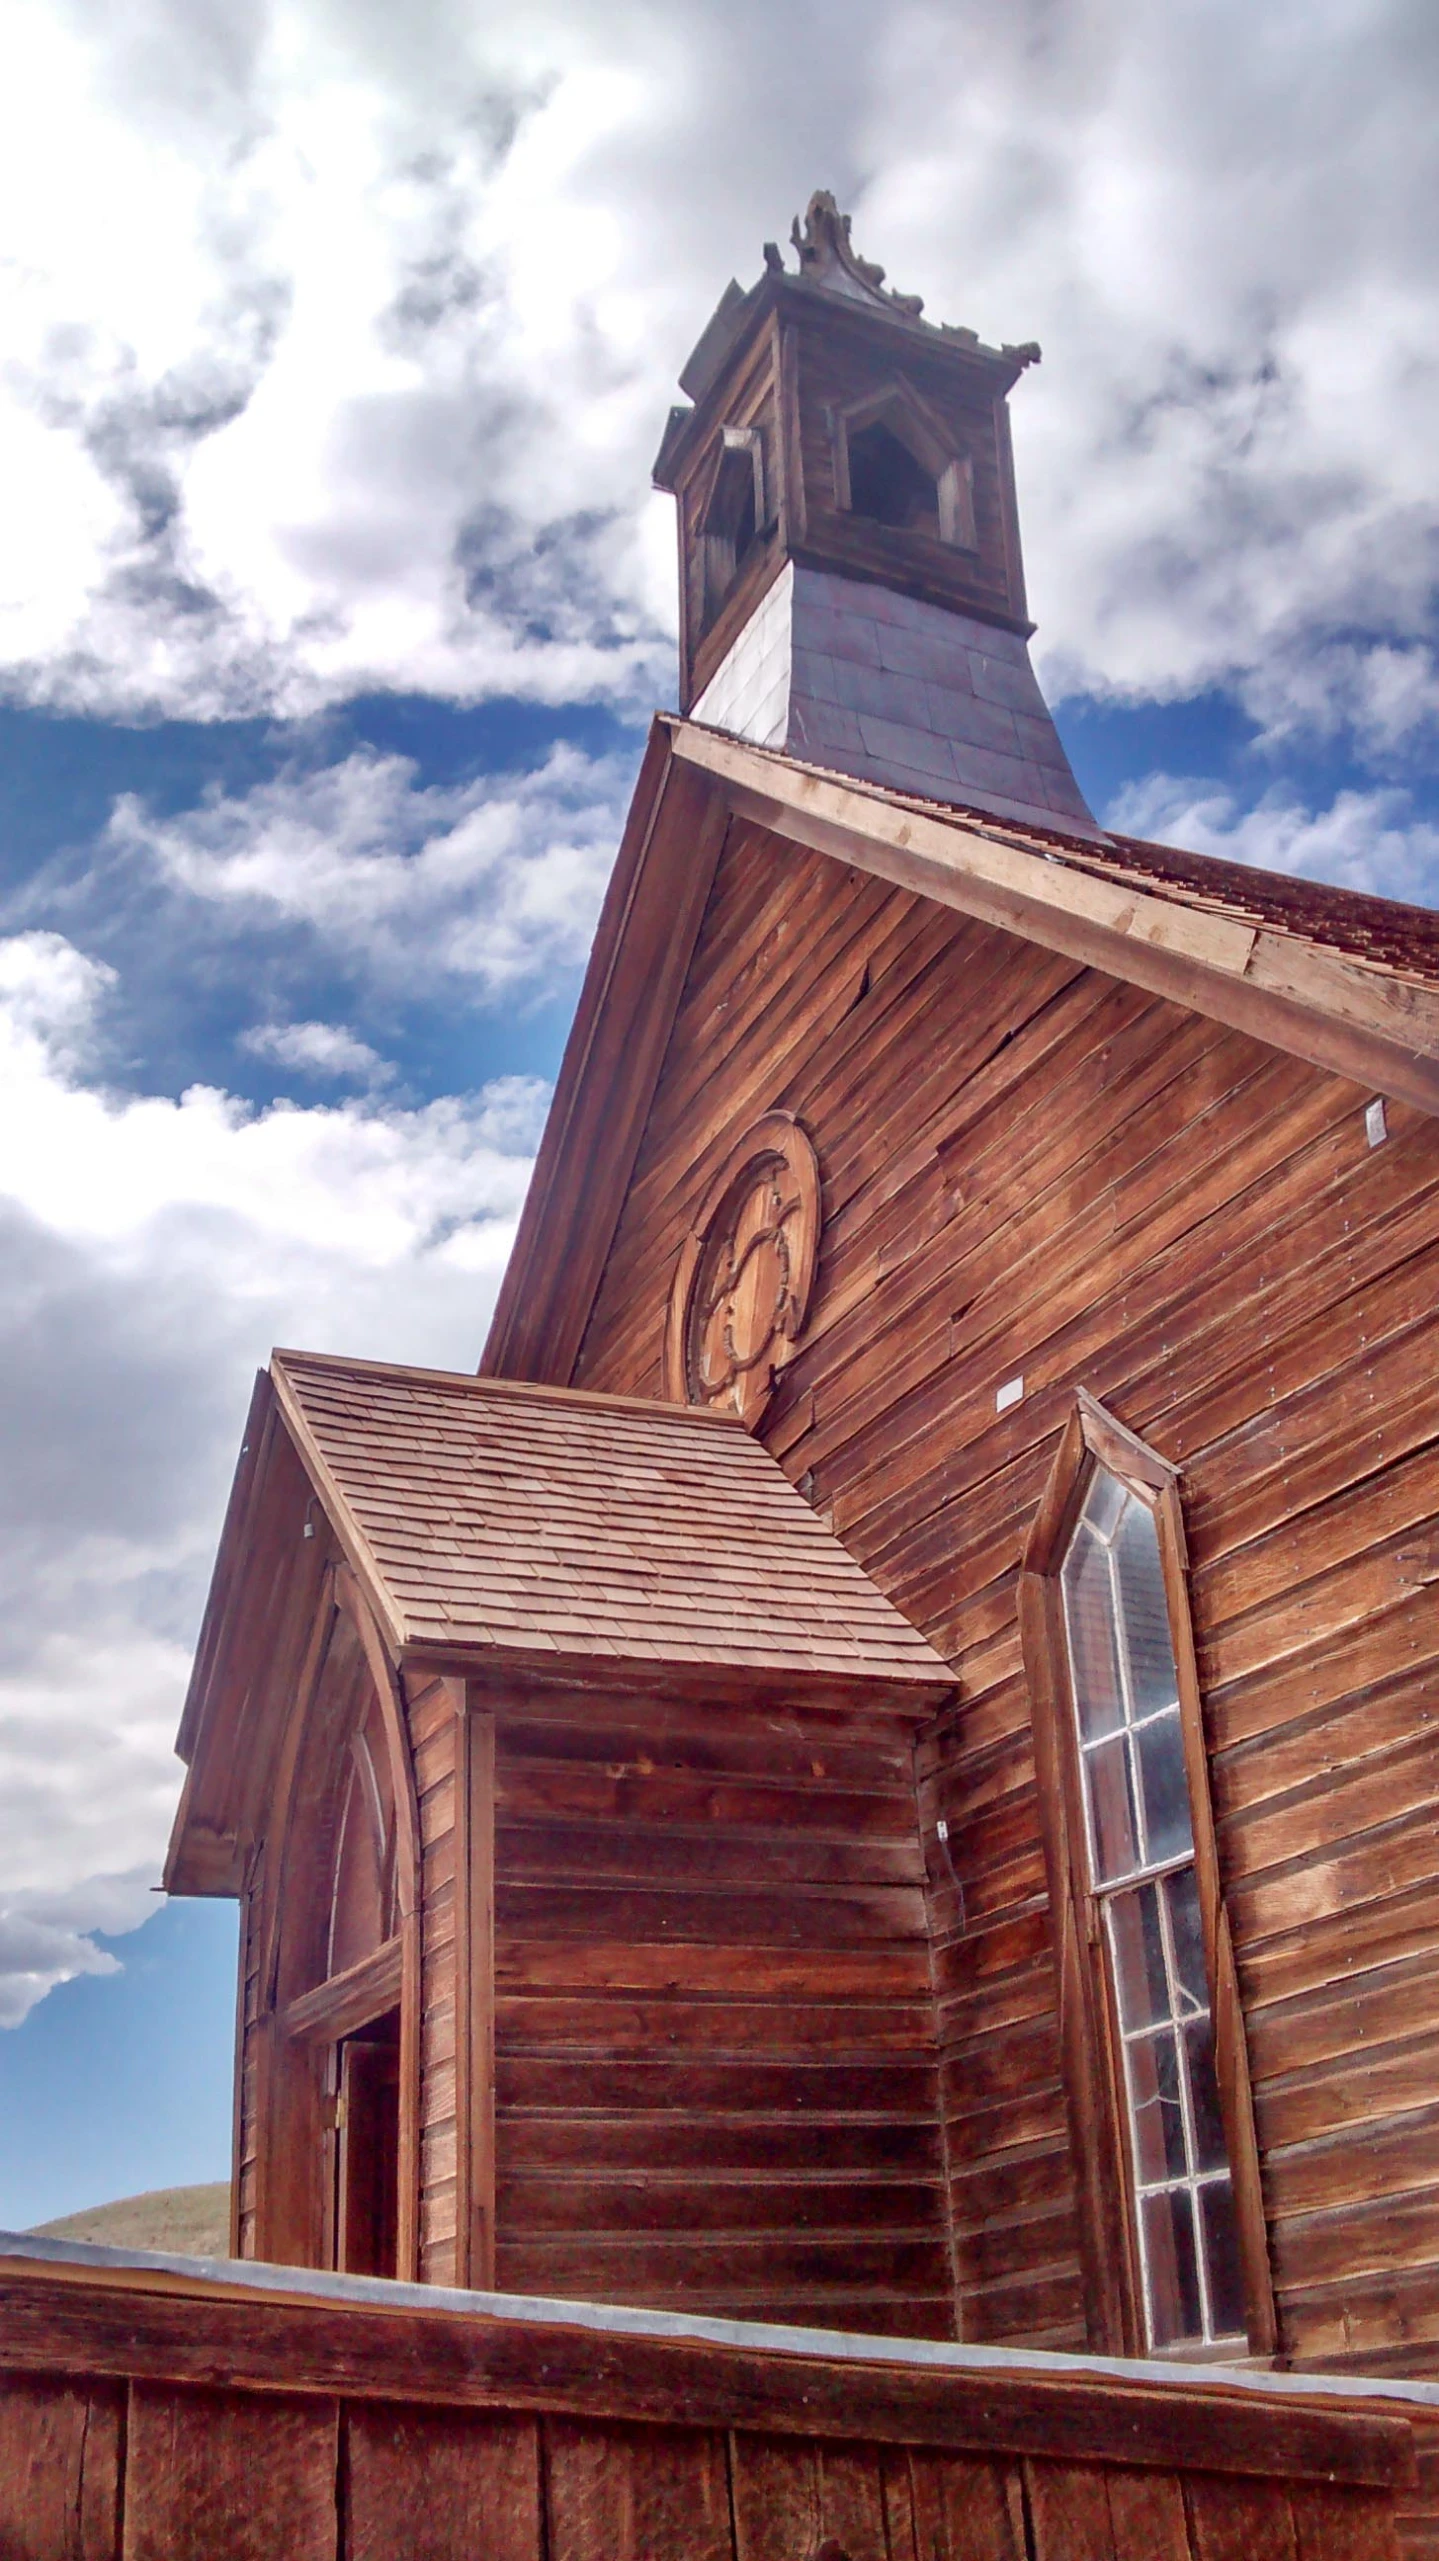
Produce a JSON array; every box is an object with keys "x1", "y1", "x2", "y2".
[
  {"x1": 1290, "y1": 2479, "x2": 1403, "y2": 2560},
  {"x1": 0, "y1": 2377, "x2": 120, "y2": 2561},
  {"x1": 1185, "y1": 2475, "x2": 1298, "y2": 2561},
  {"x1": 1024, "y1": 2458, "x2": 1117, "y2": 2561},
  {"x1": 731, "y1": 2434, "x2": 903, "y2": 2561},
  {"x1": 908, "y1": 2447, "x2": 1027, "y2": 2559},
  {"x1": 1104, "y1": 2464, "x2": 1193, "y2": 2556},
  {"x1": 545, "y1": 2417, "x2": 733, "y2": 2561},
  {"x1": 812, "y1": 2442, "x2": 891, "y2": 2561},
  {"x1": 730, "y1": 2434, "x2": 819, "y2": 2561},
  {"x1": 122, "y1": 2384, "x2": 337, "y2": 2561},
  {"x1": 345, "y1": 2405, "x2": 541, "y2": 2561}
]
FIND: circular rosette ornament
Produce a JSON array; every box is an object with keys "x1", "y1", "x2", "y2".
[{"x1": 664, "y1": 1113, "x2": 821, "y2": 1429}]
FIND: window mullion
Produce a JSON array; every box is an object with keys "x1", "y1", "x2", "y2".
[
  {"x1": 1154, "y1": 1864, "x2": 1215, "y2": 2346},
  {"x1": 1086, "y1": 1841, "x2": 1193, "y2": 1900}
]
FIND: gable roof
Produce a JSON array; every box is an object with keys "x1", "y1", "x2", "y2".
[
  {"x1": 482, "y1": 712, "x2": 1439, "y2": 1389},
  {"x1": 268, "y1": 1348, "x2": 949, "y2": 1690}
]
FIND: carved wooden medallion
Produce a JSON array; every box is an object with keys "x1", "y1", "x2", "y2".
[{"x1": 664, "y1": 1112, "x2": 821, "y2": 1428}]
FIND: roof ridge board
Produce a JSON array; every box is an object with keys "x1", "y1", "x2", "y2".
[{"x1": 273, "y1": 1346, "x2": 743, "y2": 1429}]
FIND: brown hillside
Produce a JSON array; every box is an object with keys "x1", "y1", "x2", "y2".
[{"x1": 29, "y1": 2182, "x2": 230, "y2": 2258}]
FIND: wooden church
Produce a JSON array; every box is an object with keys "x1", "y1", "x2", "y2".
[{"x1": 166, "y1": 192, "x2": 1439, "y2": 2389}]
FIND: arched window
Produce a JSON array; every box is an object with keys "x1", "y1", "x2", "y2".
[
  {"x1": 327, "y1": 1690, "x2": 399, "y2": 1979},
  {"x1": 1020, "y1": 1395, "x2": 1274, "y2": 2359}
]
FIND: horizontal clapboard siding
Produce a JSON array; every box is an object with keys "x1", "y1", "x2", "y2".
[
  {"x1": 491, "y1": 1682, "x2": 952, "y2": 2336},
  {"x1": 573, "y1": 816, "x2": 1439, "y2": 2370}
]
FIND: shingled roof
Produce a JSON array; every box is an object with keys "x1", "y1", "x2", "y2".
[{"x1": 270, "y1": 1348, "x2": 951, "y2": 1690}]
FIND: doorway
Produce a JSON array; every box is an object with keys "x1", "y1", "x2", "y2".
[{"x1": 333, "y1": 2006, "x2": 400, "y2": 2278}]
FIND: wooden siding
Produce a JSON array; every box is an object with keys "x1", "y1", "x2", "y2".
[
  {"x1": 487, "y1": 1673, "x2": 952, "y2": 2335},
  {"x1": 571, "y1": 816, "x2": 1439, "y2": 2369},
  {"x1": 409, "y1": 1674, "x2": 461, "y2": 2285}
]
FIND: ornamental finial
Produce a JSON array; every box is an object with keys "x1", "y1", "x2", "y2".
[{"x1": 781, "y1": 189, "x2": 925, "y2": 320}]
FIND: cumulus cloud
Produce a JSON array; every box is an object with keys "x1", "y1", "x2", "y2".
[
  {"x1": 0, "y1": 926, "x2": 545, "y2": 2021},
  {"x1": 1108, "y1": 773, "x2": 1439, "y2": 907},
  {"x1": 241, "y1": 1019, "x2": 391, "y2": 1083},
  {"x1": 0, "y1": 1874, "x2": 157, "y2": 2032},
  {"x1": 0, "y1": 0, "x2": 1434, "y2": 749},
  {"x1": 104, "y1": 739, "x2": 629, "y2": 994}
]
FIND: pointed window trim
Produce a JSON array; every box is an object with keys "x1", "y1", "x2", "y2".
[
  {"x1": 832, "y1": 377, "x2": 978, "y2": 553},
  {"x1": 1018, "y1": 1390, "x2": 1276, "y2": 2361}
]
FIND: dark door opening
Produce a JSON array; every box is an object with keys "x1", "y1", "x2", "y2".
[{"x1": 334, "y1": 2006, "x2": 400, "y2": 2278}]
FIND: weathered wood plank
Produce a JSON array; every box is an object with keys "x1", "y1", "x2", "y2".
[
  {"x1": 1288, "y1": 2480, "x2": 1403, "y2": 2559},
  {"x1": 0, "y1": 2263, "x2": 1411, "y2": 2489},
  {"x1": 122, "y1": 2384, "x2": 338, "y2": 2561},
  {"x1": 1184, "y1": 2473, "x2": 1297, "y2": 2561},
  {"x1": 546, "y1": 2417, "x2": 733, "y2": 2561},
  {"x1": 345, "y1": 2405, "x2": 540, "y2": 2561},
  {"x1": 0, "y1": 2377, "x2": 120, "y2": 2561},
  {"x1": 1022, "y1": 2457, "x2": 1116, "y2": 2560}
]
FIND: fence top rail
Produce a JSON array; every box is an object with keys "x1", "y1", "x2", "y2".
[{"x1": 0, "y1": 2230, "x2": 1421, "y2": 2493}]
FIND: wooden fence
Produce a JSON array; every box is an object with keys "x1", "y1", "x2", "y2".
[{"x1": 0, "y1": 2235, "x2": 1427, "y2": 2558}]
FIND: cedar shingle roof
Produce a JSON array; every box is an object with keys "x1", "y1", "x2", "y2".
[{"x1": 271, "y1": 1349, "x2": 950, "y2": 1689}]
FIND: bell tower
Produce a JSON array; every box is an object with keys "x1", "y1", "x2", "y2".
[{"x1": 654, "y1": 192, "x2": 1099, "y2": 839}]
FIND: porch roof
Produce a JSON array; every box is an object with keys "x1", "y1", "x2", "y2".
[{"x1": 269, "y1": 1347, "x2": 950, "y2": 1690}]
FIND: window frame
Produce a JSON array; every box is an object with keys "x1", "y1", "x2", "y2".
[
  {"x1": 699, "y1": 424, "x2": 768, "y2": 634},
  {"x1": 832, "y1": 379, "x2": 978, "y2": 553},
  {"x1": 1018, "y1": 1391, "x2": 1275, "y2": 2360}
]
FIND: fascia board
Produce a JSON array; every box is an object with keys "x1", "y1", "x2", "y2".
[{"x1": 669, "y1": 720, "x2": 1439, "y2": 1118}]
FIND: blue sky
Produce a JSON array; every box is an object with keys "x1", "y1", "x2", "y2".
[{"x1": 1, "y1": 0, "x2": 1437, "y2": 2231}]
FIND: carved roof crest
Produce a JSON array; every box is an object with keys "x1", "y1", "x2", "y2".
[{"x1": 765, "y1": 188, "x2": 926, "y2": 319}]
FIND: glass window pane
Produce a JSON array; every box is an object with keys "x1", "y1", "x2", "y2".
[
  {"x1": 1112, "y1": 1493, "x2": 1180, "y2": 1718},
  {"x1": 1062, "y1": 1524, "x2": 1126, "y2": 1739},
  {"x1": 1126, "y1": 2029, "x2": 1188, "y2": 2182},
  {"x1": 1085, "y1": 1733, "x2": 1141, "y2": 1882},
  {"x1": 1184, "y1": 2015, "x2": 1229, "y2": 2174},
  {"x1": 1142, "y1": 2187, "x2": 1203, "y2": 2349},
  {"x1": 1135, "y1": 1709, "x2": 1193, "y2": 1867},
  {"x1": 1106, "y1": 1883, "x2": 1169, "y2": 2032},
  {"x1": 1199, "y1": 2179, "x2": 1247, "y2": 2339},
  {"x1": 1164, "y1": 1867, "x2": 1208, "y2": 2015},
  {"x1": 1082, "y1": 1468, "x2": 1127, "y2": 1540}
]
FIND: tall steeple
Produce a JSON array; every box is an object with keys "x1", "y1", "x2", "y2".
[{"x1": 653, "y1": 191, "x2": 1099, "y2": 840}]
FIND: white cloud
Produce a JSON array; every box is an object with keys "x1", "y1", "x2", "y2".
[
  {"x1": 0, "y1": 1874, "x2": 155, "y2": 2033},
  {"x1": 0, "y1": 0, "x2": 1434, "y2": 746},
  {"x1": 240, "y1": 1018, "x2": 390, "y2": 1082},
  {"x1": 1107, "y1": 773, "x2": 1439, "y2": 907},
  {"x1": 106, "y1": 740, "x2": 628, "y2": 993},
  {"x1": 0, "y1": 925, "x2": 546, "y2": 2022}
]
